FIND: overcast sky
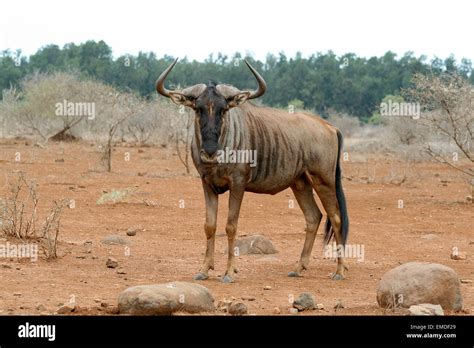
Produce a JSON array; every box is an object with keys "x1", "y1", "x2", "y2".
[{"x1": 1, "y1": 0, "x2": 472, "y2": 62}]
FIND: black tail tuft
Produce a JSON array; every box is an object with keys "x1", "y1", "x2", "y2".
[{"x1": 324, "y1": 130, "x2": 349, "y2": 246}]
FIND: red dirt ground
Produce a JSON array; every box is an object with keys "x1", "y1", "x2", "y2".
[{"x1": 0, "y1": 141, "x2": 472, "y2": 315}]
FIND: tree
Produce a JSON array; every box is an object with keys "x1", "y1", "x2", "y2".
[{"x1": 404, "y1": 73, "x2": 473, "y2": 179}]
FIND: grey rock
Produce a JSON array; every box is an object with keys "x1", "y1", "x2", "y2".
[
  {"x1": 233, "y1": 235, "x2": 277, "y2": 255},
  {"x1": 293, "y1": 293, "x2": 316, "y2": 311},
  {"x1": 106, "y1": 257, "x2": 119, "y2": 268},
  {"x1": 408, "y1": 304, "x2": 444, "y2": 316},
  {"x1": 241, "y1": 295, "x2": 256, "y2": 301},
  {"x1": 56, "y1": 304, "x2": 75, "y2": 314},
  {"x1": 377, "y1": 262, "x2": 463, "y2": 311},
  {"x1": 126, "y1": 228, "x2": 138, "y2": 237},
  {"x1": 118, "y1": 281, "x2": 215, "y2": 315},
  {"x1": 101, "y1": 235, "x2": 130, "y2": 245},
  {"x1": 228, "y1": 302, "x2": 248, "y2": 316}
]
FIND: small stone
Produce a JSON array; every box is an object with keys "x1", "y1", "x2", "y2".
[
  {"x1": 100, "y1": 302, "x2": 108, "y2": 308},
  {"x1": 316, "y1": 303, "x2": 325, "y2": 310},
  {"x1": 263, "y1": 286, "x2": 272, "y2": 290},
  {"x1": 1, "y1": 264, "x2": 12, "y2": 269},
  {"x1": 408, "y1": 304, "x2": 444, "y2": 316},
  {"x1": 36, "y1": 304, "x2": 46, "y2": 311},
  {"x1": 293, "y1": 293, "x2": 316, "y2": 311},
  {"x1": 106, "y1": 306, "x2": 119, "y2": 314},
  {"x1": 451, "y1": 251, "x2": 467, "y2": 260},
  {"x1": 94, "y1": 298, "x2": 102, "y2": 303},
  {"x1": 106, "y1": 257, "x2": 119, "y2": 268},
  {"x1": 334, "y1": 301, "x2": 345, "y2": 310},
  {"x1": 57, "y1": 304, "x2": 75, "y2": 314},
  {"x1": 101, "y1": 235, "x2": 130, "y2": 245},
  {"x1": 126, "y1": 228, "x2": 138, "y2": 236},
  {"x1": 116, "y1": 268, "x2": 127, "y2": 275},
  {"x1": 233, "y1": 235, "x2": 277, "y2": 255},
  {"x1": 273, "y1": 307, "x2": 281, "y2": 314},
  {"x1": 13, "y1": 292, "x2": 22, "y2": 297},
  {"x1": 241, "y1": 295, "x2": 256, "y2": 301},
  {"x1": 460, "y1": 279, "x2": 472, "y2": 284},
  {"x1": 228, "y1": 302, "x2": 247, "y2": 316},
  {"x1": 288, "y1": 308, "x2": 299, "y2": 315},
  {"x1": 466, "y1": 195, "x2": 472, "y2": 203}
]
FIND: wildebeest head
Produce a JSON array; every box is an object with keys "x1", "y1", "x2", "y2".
[{"x1": 156, "y1": 59, "x2": 266, "y2": 163}]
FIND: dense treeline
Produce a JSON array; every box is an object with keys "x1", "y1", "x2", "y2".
[{"x1": 1, "y1": 40, "x2": 473, "y2": 120}]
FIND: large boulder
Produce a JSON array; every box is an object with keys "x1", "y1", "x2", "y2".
[
  {"x1": 118, "y1": 282, "x2": 215, "y2": 315},
  {"x1": 233, "y1": 235, "x2": 277, "y2": 255},
  {"x1": 377, "y1": 262, "x2": 462, "y2": 311}
]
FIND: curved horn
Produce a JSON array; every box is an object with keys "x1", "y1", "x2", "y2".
[
  {"x1": 244, "y1": 60, "x2": 267, "y2": 99},
  {"x1": 156, "y1": 58, "x2": 178, "y2": 98}
]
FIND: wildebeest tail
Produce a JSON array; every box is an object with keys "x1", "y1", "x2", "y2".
[{"x1": 324, "y1": 129, "x2": 349, "y2": 246}]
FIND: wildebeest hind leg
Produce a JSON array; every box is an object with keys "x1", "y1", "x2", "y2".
[
  {"x1": 312, "y1": 182, "x2": 348, "y2": 280},
  {"x1": 288, "y1": 180, "x2": 322, "y2": 277}
]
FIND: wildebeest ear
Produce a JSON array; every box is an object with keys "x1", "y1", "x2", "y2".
[
  {"x1": 169, "y1": 92, "x2": 195, "y2": 107},
  {"x1": 227, "y1": 92, "x2": 251, "y2": 108}
]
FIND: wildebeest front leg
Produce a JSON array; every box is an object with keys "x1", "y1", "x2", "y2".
[
  {"x1": 222, "y1": 186, "x2": 245, "y2": 283},
  {"x1": 288, "y1": 181, "x2": 323, "y2": 277},
  {"x1": 193, "y1": 183, "x2": 218, "y2": 281}
]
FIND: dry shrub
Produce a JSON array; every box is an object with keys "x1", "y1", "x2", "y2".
[
  {"x1": 0, "y1": 173, "x2": 69, "y2": 259},
  {"x1": 1, "y1": 71, "x2": 110, "y2": 142},
  {"x1": 403, "y1": 73, "x2": 473, "y2": 197},
  {"x1": 0, "y1": 72, "x2": 185, "y2": 148}
]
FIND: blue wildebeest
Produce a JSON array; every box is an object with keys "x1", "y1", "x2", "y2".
[{"x1": 156, "y1": 59, "x2": 349, "y2": 283}]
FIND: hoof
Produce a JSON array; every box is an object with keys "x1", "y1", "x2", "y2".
[
  {"x1": 288, "y1": 271, "x2": 302, "y2": 277},
  {"x1": 221, "y1": 275, "x2": 234, "y2": 283},
  {"x1": 193, "y1": 272, "x2": 209, "y2": 281},
  {"x1": 331, "y1": 273, "x2": 345, "y2": 281}
]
